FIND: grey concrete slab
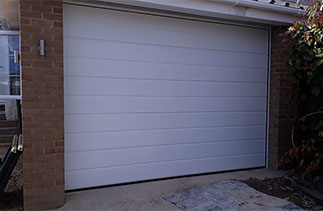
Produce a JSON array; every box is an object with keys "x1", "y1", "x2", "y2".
[
  {"x1": 164, "y1": 180, "x2": 301, "y2": 211},
  {"x1": 58, "y1": 168, "x2": 284, "y2": 210}
]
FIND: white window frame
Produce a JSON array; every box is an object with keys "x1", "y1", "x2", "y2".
[{"x1": 0, "y1": 30, "x2": 21, "y2": 100}]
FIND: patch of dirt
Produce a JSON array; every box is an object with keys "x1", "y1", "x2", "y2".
[
  {"x1": 243, "y1": 177, "x2": 323, "y2": 210},
  {"x1": 0, "y1": 146, "x2": 23, "y2": 211}
]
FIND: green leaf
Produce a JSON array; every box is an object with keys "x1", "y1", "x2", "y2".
[
  {"x1": 304, "y1": 55, "x2": 313, "y2": 61},
  {"x1": 313, "y1": 58, "x2": 323, "y2": 67},
  {"x1": 295, "y1": 59, "x2": 302, "y2": 70},
  {"x1": 306, "y1": 72, "x2": 314, "y2": 84},
  {"x1": 311, "y1": 86, "x2": 321, "y2": 96}
]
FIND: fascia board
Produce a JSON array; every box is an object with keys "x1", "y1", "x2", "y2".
[{"x1": 94, "y1": 0, "x2": 301, "y2": 25}]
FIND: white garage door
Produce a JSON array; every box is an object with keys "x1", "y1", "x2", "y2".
[{"x1": 64, "y1": 4, "x2": 269, "y2": 190}]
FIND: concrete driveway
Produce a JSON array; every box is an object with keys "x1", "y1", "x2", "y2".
[{"x1": 58, "y1": 168, "x2": 283, "y2": 210}]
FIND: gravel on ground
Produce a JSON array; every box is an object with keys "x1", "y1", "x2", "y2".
[{"x1": 243, "y1": 177, "x2": 323, "y2": 210}]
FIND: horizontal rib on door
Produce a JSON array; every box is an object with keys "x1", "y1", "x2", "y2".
[
  {"x1": 66, "y1": 126, "x2": 266, "y2": 152},
  {"x1": 65, "y1": 112, "x2": 266, "y2": 133},
  {"x1": 64, "y1": 37, "x2": 267, "y2": 69},
  {"x1": 65, "y1": 96, "x2": 266, "y2": 114},
  {"x1": 65, "y1": 77, "x2": 267, "y2": 97},
  {"x1": 65, "y1": 58, "x2": 267, "y2": 83},
  {"x1": 63, "y1": 5, "x2": 268, "y2": 53},
  {"x1": 64, "y1": 4, "x2": 269, "y2": 190},
  {"x1": 66, "y1": 140, "x2": 265, "y2": 171},
  {"x1": 66, "y1": 153, "x2": 265, "y2": 190}
]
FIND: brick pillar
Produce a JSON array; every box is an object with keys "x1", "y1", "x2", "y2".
[
  {"x1": 20, "y1": 0, "x2": 65, "y2": 209},
  {"x1": 268, "y1": 26, "x2": 298, "y2": 169}
]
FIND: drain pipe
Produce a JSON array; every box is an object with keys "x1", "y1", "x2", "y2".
[{"x1": 210, "y1": 0, "x2": 305, "y2": 16}]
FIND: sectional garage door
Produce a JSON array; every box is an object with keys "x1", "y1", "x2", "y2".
[{"x1": 64, "y1": 4, "x2": 269, "y2": 190}]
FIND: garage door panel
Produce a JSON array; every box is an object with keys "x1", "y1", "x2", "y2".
[
  {"x1": 65, "y1": 153, "x2": 265, "y2": 190},
  {"x1": 65, "y1": 77, "x2": 267, "y2": 97},
  {"x1": 65, "y1": 58, "x2": 267, "y2": 83},
  {"x1": 65, "y1": 96, "x2": 266, "y2": 114},
  {"x1": 65, "y1": 112, "x2": 266, "y2": 133},
  {"x1": 66, "y1": 126, "x2": 266, "y2": 152},
  {"x1": 65, "y1": 37, "x2": 267, "y2": 69},
  {"x1": 64, "y1": 4, "x2": 269, "y2": 190},
  {"x1": 66, "y1": 140, "x2": 265, "y2": 171},
  {"x1": 64, "y1": 5, "x2": 268, "y2": 54}
]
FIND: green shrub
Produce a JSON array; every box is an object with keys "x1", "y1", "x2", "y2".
[{"x1": 285, "y1": 0, "x2": 323, "y2": 96}]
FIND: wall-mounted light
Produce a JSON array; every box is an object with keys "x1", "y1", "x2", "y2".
[{"x1": 39, "y1": 40, "x2": 46, "y2": 56}]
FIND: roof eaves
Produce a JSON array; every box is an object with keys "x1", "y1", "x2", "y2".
[{"x1": 212, "y1": 0, "x2": 306, "y2": 16}]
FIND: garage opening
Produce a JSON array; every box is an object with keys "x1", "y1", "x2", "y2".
[{"x1": 64, "y1": 3, "x2": 269, "y2": 190}]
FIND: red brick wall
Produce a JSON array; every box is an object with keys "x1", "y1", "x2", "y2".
[
  {"x1": 20, "y1": 0, "x2": 65, "y2": 209},
  {"x1": 268, "y1": 26, "x2": 298, "y2": 169},
  {"x1": 17, "y1": 0, "x2": 296, "y2": 206}
]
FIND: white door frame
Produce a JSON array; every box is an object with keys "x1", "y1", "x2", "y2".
[{"x1": 64, "y1": 2, "x2": 271, "y2": 170}]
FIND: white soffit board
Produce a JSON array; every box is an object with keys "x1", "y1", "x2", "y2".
[
  {"x1": 64, "y1": 3, "x2": 269, "y2": 190},
  {"x1": 94, "y1": 0, "x2": 300, "y2": 25}
]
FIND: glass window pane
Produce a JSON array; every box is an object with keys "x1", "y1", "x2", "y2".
[
  {"x1": 0, "y1": 35, "x2": 20, "y2": 96},
  {"x1": 0, "y1": 36, "x2": 9, "y2": 55},
  {"x1": 10, "y1": 76, "x2": 20, "y2": 95},
  {"x1": 0, "y1": 75, "x2": 10, "y2": 95},
  {"x1": 0, "y1": 55, "x2": 9, "y2": 75},
  {"x1": 8, "y1": 35, "x2": 19, "y2": 54},
  {"x1": 9, "y1": 55, "x2": 20, "y2": 75}
]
